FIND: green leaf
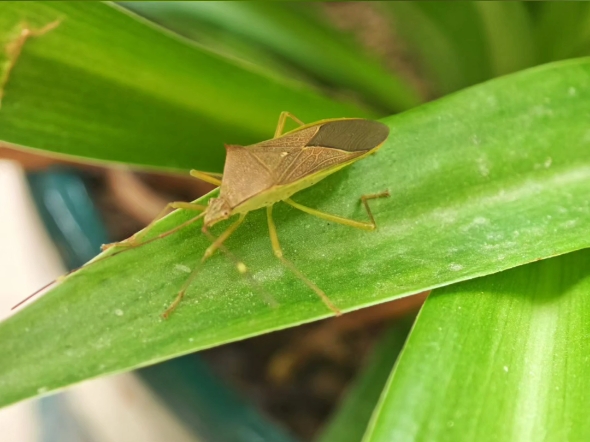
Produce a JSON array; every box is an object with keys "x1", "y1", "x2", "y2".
[
  {"x1": 0, "y1": 2, "x2": 369, "y2": 173},
  {"x1": 534, "y1": 2, "x2": 590, "y2": 63},
  {"x1": 363, "y1": 249, "x2": 590, "y2": 442},
  {"x1": 120, "y1": 3, "x2": 304, "y2": 86},
  {"x1": 2, "y1": 58, "x2": 590, "y2": 409},
  {"x1": 383, "y1": 2, "x2": 536, "y2": 95},
  {"x1": 474, "y1": 2, "x2": 536, "y2": 76},
  {"x1": 317, "y1": 320, "x2": 411, "y2": 442},
  {"x1": 123, "y1": 2, "x2": 422, "y2": 113},
  {"x1": 383, "y1": 2, "x2": 492, "y2": 95}
]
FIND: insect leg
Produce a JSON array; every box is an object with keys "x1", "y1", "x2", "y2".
[
  {"x1": 14, "y1": 211, "x2": 207, "y2": 311},
  {"x1": 162, "y1": 214, "x2": 247, "y2": 318},
  {"x1": 161, "y1": 259, "x2": 204, "y2": 319},
  {"x1": 360, "y1": 191, "x2": 391, "y2": 229},
  {"x1": 202, "y1": 213, "x2": 247, "y2": 260},
  {"x1": 190, "y1": 170, "x2": 223, "y2": 187},
  {"x1": 284, "y1": 191, "x2": 390, "y2": 231},
  {"x1": 102, "y1": 201, "x2": 207, "y2": 250},
  {"x1": 266, "y1": 205, "x2": 341, "y2": 316},
  {"x1": 274, "y1": 112, "x2": 305, "y2": 138},
  {"x1": 201, "y1": 229, "x2": 280, "y2": 308}
]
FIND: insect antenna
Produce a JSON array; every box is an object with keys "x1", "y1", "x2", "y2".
[
  {"x1": 12, "y1": 211, "x2": 207, "y2": 311},
  {"x1": 11, "y1": 279, "x2": 64, "y2": 310}
]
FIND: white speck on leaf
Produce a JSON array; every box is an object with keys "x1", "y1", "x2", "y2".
[
  {"x1": 175, "y1": 264, "x2": 191, "y2": 273},
  {"x1": 114, "y1": 309, "x2": 124, "y2": 316},
  {"x1": 462, "y1": 216, "x2": 489, "y2": 232},
  {"x1": 568, "y1": 87, "x2": 577, "y2": 96},
  {"x1": 449, "y1": 263, "x2": 463, "y2": 271},
  {"x1": 477, "y1": 156, "x2": 490, "y2": 177},
  {"x1": 504, "y1": 366, "x2": 509, "y2": 372},
  {"x1": 531, "y1": 105, "x2": 554, "y2": 117},
  {"x1": 253, "y1": 266, "x2": 285, "y2": 283},
  {"x1": 561, "y1": 219, "x2": 578, "y2": 229}
]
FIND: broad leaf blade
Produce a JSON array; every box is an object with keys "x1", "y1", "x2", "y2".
[
  {"x1": 1, "y1": 59, "x2": 590, "y2": 408},
  {"x1": 364, "y1": 249, "x2": 590, "y2": 442},
  {"x1": 0, "y1": 2, "x2": 369, "y2": 173}
]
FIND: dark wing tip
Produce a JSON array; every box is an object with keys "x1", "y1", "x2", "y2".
[{"x1": 306, "y1": 119, "x2": 390, "y2": 152}]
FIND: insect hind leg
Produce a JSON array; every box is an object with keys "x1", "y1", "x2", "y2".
[
  {"x1": 360, "y1": 191, "x2": 391, "y2": 229},
  {"x1": 284, "y1": 190, "x2": 390, "y2": 231},
  {"x1": 266, "y1": 205, "x2": 341, "y2": 316}
]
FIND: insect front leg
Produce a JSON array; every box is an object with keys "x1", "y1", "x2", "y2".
[
  {"x1": 266, "y1": 206, "x2": 341, "y2": 316},
  {"x1": 274, "y1": 112, "x2": 305, "y2": 138},
  {"x1": 15, "y1": 209, "x2": 207, "y2": 312},
  {"x1": 102, "y1": 201, "x2": 207, "y2": 251}
]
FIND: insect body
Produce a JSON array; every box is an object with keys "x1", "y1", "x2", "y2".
[
  {"x1": 148, "y1": 112, "x2": 390, "y2": 318},
  {"x1": 15, "y1": 112, "x2": 390, "y2": 318},
  {"x1": 206, "y1": 115, "x2": 389, "y2": 227}
]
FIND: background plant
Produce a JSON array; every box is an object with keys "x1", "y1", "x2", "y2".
[{"x1": 1, "y1": 2, "x2": 589, "y2": 441}]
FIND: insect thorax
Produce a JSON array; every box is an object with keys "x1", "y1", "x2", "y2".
[{"x1": 204, "y1": 197, "x2": 232, "y2": 227}]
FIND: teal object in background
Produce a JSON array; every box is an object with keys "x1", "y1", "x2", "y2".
[
  {"x1": 27, "y1": 170, "x2": 108, "y2": 269},
  {"x1": 139, "y1": 356, "x2": 298, "y2": 442}
]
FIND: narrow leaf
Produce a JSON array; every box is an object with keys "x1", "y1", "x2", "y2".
[
  {"x1": 534, "y1": 2, "x2": 590, "y2": 63},
  {"x1": 123, "y1": 2, "x2": 422, "y2": 113},
  {"x1": 364, "y1": 249, "x2": 590, "y2": 442},
  {"x1": 474, "y1": 2, "x2": 536, "y2": 76},
  {"x1": 383, "y1": 2, "x2": 492, "y2": 95}
]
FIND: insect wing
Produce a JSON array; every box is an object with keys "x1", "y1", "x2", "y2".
[
  {"x1": 247, "y1": 119, "x2": 389, "y2": 185},
  {"x1": 220, "y1": 144, "x2": 276, "y2": 208},
  {"x1": 305, "y1": 119, "x2": 389, "y2": 152}
]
